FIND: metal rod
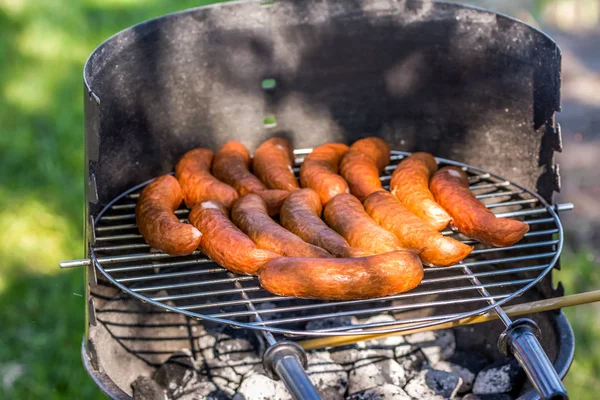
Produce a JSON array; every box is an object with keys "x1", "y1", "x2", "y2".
[{"x1": 274, "y1": 355, "x2": 321, "y2": 400}]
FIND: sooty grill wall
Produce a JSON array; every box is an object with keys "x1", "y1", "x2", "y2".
[{"x1": 84, "y1": 0, "x2": 562, "y2": 221}]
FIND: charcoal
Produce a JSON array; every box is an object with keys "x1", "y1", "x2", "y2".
[
  {"x1": 348, "y1": 358, "x2": 407, "y2": 394},
  {"x1": 132, "y1": 376, "x2": 166, "y2": 400},
  {"x1": 205, "y1": 358, "x2": 261, "y2": 395},
  {"x1": 434, "y1": 360, "x2": 475, "y2": 393},
  {"x1": 306, "y1": 315, "x2": 358, "y2": 331},
  {"x1": 306, "y1": 352, "x2": 348, "y2": 399},
  {"x1": 404, "y1": 329, "x2": 456, "y2": 365},
  {"x1": 472, "y1": 359, "x2": 524, "y2": 395},
  {"x1": 361, "y1": 315, "x2": 405, "y2": 348},
  {"x1": 198, "y1": 332, "x2": 217, "y2": 361},
  {"x1": 153, "y1": 350, "x2": 197, "y2": 389},
  {"x1": 215, "y1": 337, "x2": 259, "y2": 363},
  {"x1": 395, "y1": 349, "x2": 427, "y2": 381},
  {"x1": 254, "y1": 302, "x2": 281, "y2": 322},
  {"x1": 404, "y1": 369, "x2": 462, "y2": 400},
  {"x1": 205, "y1": 390, "x2": 233, "y2": 400},
  {"x1": 346, "y1": 384, "x2": 412, "y2": 400},
  {"x1": 329, "y1": 345, "x2": 364, "y2": 370},
  {"x1": 235, "y1": 373, "x2": 292, "y2": 400},
  {"x1": 449, "y1": 351, "x2": 490, "y2": 376},
  {"x1": 462, "y1": 394, "x2": 514, "y2": 400}
]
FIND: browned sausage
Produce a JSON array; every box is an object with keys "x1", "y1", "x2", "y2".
[
  {"x1": 188, "y1": 200, "x2": 280, "y2": 275},
  {"x1": 430, "y1": 167, "x2": 530, "y2": 247},
  {"x1": 212, "y1": 141, "x2": 289, "y2": 215},
  {"x1": 231, "y1": 194, "x2": 333, "y2": 258},
  {"x1": 364, "y1": 191, "x2": 472, "y2": 267},
  {"x1": 175, "y1": 148, "x2": 239, "y2": 209},
  {"x1": 299, "y1": 143, "x2": 350, "y2": 205},
  {"x1": 340, "y1": 137, "x2": 390, "y2": 201},
  {"x1": 135, "y1": 175, "x2": 201, "y2": 256},
  {"x1": 280, "y1": 189, "x2": 368, "y2": 257},
  {"x1": 252, "y1": 137, "x2": 299, "y2": 191},
  {"x1": 323, "y1": 193, "x2": 403, "y2": 255},
  {"x1": 258, "y1": 250, "x2": 423, "y2": 300},
  {"x1": 390, "y1": 152, "x2": 451, "y2": 231}
]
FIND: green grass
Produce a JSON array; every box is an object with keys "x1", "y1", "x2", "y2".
[{"x1": 0, "y1": 0, "x2": 598, "y2": 398}]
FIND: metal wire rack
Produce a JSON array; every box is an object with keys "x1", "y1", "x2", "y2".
[{"x1": 63, "y1": 150, "x2": 566, "y2": 338}]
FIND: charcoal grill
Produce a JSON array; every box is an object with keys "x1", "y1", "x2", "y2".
[{"x1": 62, "y1": 1, "x2": 580, "y2": 399}]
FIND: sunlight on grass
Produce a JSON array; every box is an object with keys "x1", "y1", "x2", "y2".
[
  {"x1": 0, "y1": 0, "x2": 26, "y2": 16},
  {"x1": 17, "y1": 20, "x2": 89, "y2": 62}
]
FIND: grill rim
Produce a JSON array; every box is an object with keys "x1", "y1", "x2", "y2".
[{"x1": 88, "y1": 150, "x2": 564, "y2": 337}]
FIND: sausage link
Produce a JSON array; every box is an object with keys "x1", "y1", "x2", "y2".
[
  {"x1": 175, "y1": 148, "x2": 239, "y2": 209},
  {"x1": 188, "y1": 200, "x2": 280, "y2": 275},
  {"x1": 390, "y1": 152, "x2": 450, "y2": 230},
  {"x1": 212, "y1": 141, "x2": 289, "y2": 215},
  {"x1": 430, "y1": 167, "x2": 530, "y2": 247},
  {"x1": 280, "y1": 189, "x2": 367, "y2": 257},
  {"x1": 340, "y1": 137, "x2": 390, "y2": 201},
  {"x1": 364, "y1": 191, "x2": 472, "y2": 267},
  {"x1": 323, "y1": 193, "x2": 403, "y2": 255},
  {"x1": 258, "y1": 250, "x2": 423, "y2": 300},
  {"x1": 231, "y1": 194, "x2": 333, "y2": 258},
  {"x1": 135, "y1": 175, "x2": 201, "y2": 256},
  {"x1": 252, "y1": 137, "x2": 299, "y2": 191},
  {"x1": 299, "y1": 143, "x2": 349, "y2": 205}
]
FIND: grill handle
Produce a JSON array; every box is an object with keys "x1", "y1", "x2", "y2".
[
  {"x1": 263, "y1": 341, "x2": 321, "y2": 400},
  {"x1": 498, "y1": 319, "x2": 568, "y2": 400}
]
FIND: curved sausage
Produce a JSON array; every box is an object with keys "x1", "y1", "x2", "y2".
[
  {"x1": 258, "y1": 250, "x2": 423, "y2": 300},
  {"x1": 212, "y1": 141, "x2": 289, "y2": 215},
  {"x1": 364, "y1": 191, "x2": 472, "y2": 267},
  {"x1": 188, "y1": 200, "x2": 280, "y2": 275},
  {"x1": 175, "y1": 148, "x2": 239, "y2": 209},
  {"x1": 323, "y1": 193, "x2": 403, "y2": 255},
  {"x1": 252, "y1": 137, "x2": 299, "y2": 191},
  {"x1": 135, "y1": 175, "x2": 201, "y2": 256},
  {"x1": 231, "y1": 194, "x2": 333, "y2": 258},
  {"x1": 299, "y1": 143, "x2": 350, "y2": 205},
  {"x1": 340, "y1": 137, "x2": 390, "y2": 201},
  {"x1": 390, "y1": 152, "x2": 451, "y2": 231},
  {"x1": 280, "y1": 189, "x2": 368, "y2": 257},
  {"x1": 430, "y1": 167, "x2": 530, "y2": 247}
]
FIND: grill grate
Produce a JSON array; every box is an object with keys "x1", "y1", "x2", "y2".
[{"x1": 88, "y1": 150, "x2": 563, "y2": 337}]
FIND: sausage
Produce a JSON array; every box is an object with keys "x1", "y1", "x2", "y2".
[
  {"x1": 340, "y1": 137, "x2": 390, "y2": 201},
  {"x1": 430, "y1": 166, "x2": 530, "y2": 247},
  {"x1": 175, "y1": 148, "x2": 239, "y2": 209},
  {"x1": 280, "y1": 189, "x2": 368, "y2": 257},
  {"x1": 135, "y1": 175, "x2": 201, "y2": 256},
  {"x1": 323, "y1": 193, "x2": 403, "y2": 255},
  {"x1": 390, "y1": 152, "x2": 451, "y2": 231},
  {"x1": 258, "y1": 250, "x2": 423, "y2": 300},
  {"x1": 252, "y1": 137, "x2": 299, "y2": 191},
  {"x1": 231, "y1": 194, "x2": 334, "y2": 258},
  {"x1": 299, "y1": 143, "x2": 350, "y2": 205},
  {"x1": 188, "y1": 200, "x2": 280, "y2": 275},
  {"x1": 212, "y1": 141, "x2": 289, "y2": 215},
  {"x1": 364, "y1": 191, "x2": 472, "y2": 267}
]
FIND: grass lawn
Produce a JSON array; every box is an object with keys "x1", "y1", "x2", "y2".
[{"x1": 0, "y1": 1, "x2": 598, "y2": 398}]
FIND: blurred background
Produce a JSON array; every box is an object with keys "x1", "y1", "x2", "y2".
[{"x1": 0, "y1": 0, "x2": 598, "y2": 398}]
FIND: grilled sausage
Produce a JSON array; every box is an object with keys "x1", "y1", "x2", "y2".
[
  {"x1": 188, "y1": 200, "x2": 280, "y2": 275},
  {"x1": 175, "y1": 148, "x2": 239, "y2": 209},
  {"x1": 135, "y1": 175, "x2": 201, "y2": 256},
  {"x1": 280, "y1": 189, "x2": 367, "y2": 257},
  {"x1": 231, "y1": 194, "x2": 333, "y2": 258},
  {"x1": 430, "y1": 167, "x2": 530, "y2": 247},
  {"x1": 253, "y1": 137, "x2": 299, "y2": 191},
  {"x1": 364, "y1": 191, "x2": 472, "y2": 267},
  {"x1": 299, "y1": 143, "x2": 350, "y2": 205},
  {"x1": 340, "y1": 137, "x2": 390, "y2": 201},
  {"x1": 212, "y1": 141, "x2": 289, "y2": 215},
  {"x1": 258, "y1": 250, "x2": 423, "y2": 300},
  {"x1": 324, "y1": 193, "x2": 403, "y2": 255},
  {"x1": 390, "y1": 152, "x2": 451, "y2": 231}
]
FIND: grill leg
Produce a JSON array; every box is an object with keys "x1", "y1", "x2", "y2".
[
  {"x1": 263, "y1": 341, "x2": 321, "y2": 400},
  {"x1": 498, "y1": 319, "x2": 568, "y2": 400}
]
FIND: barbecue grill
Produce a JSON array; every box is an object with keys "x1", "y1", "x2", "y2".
[{"x1": 61, "y1": 1, "x2": 581, "y2": 399}]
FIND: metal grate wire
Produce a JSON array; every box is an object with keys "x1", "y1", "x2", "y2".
[{"x1": 88, "y1": 150, "x2": 564, "y2": 337}]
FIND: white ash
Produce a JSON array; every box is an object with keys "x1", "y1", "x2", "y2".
[
  {"x1": 395, "y1": 349, "x2": 428, "y2": 381},
  {"x1": 306, "y1": 352, "x2": 347, "y2": 399},
  {"x1": 132, "y1": 376, "x2": 167, "y2": 400},
  {"x1": 346, "y1": 384, "x2": 412, "y2": 400},
  {"x1": 348, "y1": 358, "x2": 407, "y2": 394},
  {"x1": 305, "y1": 315, "x2": 358, "y2": 331},
  {"x1": 235, "y1": 373, "x2": 292, "y2": 400},
  {"x1": 204, "y1": 357, "x2": 261, "y2": 396},
  {"x1": 404, "y1": 369, "x2": 462, "y2": 400},
  {"x1": 403, "y1": 330, "x2": 456, "y2": 365},
  {"x1": 462, "y1": 394, "x2": 514, "y2": 400}
]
